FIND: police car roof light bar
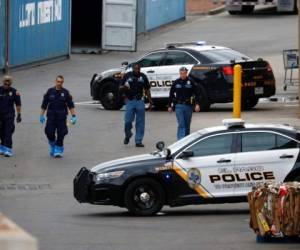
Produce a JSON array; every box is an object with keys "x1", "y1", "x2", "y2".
[
  {"x1": 165, "y1": 41, "x2": 206, "y2": 48},
  {"x1": 222, "y1": 118, "x2": 245, "y2": 129}
]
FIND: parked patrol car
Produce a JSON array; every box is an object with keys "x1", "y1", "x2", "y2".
[
  {"x1": 74, "y1": 119, "x2": 300, "y2": 216},
  {"x1": 90, "y1": 42, "x2": 276, "y2": 111}
]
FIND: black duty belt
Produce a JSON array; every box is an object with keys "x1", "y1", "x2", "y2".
[{"x1": 176, "y1": 100, "x2": 193, "y2": 105}]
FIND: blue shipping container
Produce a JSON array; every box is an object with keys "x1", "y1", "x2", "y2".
[
  {"x1": 9, "y1": 0, "x2": 70, "y2": 67},
  {"x1": 145, "y1": 0, "x2": 185, "y2": 31},
  {"x1": 0, "y1": 0, "x2": 5, "y2": 70}
]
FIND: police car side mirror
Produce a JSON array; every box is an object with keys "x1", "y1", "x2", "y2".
[
  {"x1": 178, "y1": 150, "x2": 194, "y2": 159},
  {"x1": 122, "y1": 61, "x2": 129, "y2": 66},
  {"x1": 156, "y1": 141, "x2": 165, "y2": 151}
]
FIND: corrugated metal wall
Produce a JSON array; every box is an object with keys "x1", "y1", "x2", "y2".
[
  {"x1": 137, "y1": 0, "x2": 146, "y2": 34},
  {"x1": 8, "y1": 0, "x2": 71, "y2": 68},
  {"x1": 0, "y1": 0, "x2": 5, "y2": 70},
  {"x1": 145, "y1": 0, "x2": 186, "y2": 31}
]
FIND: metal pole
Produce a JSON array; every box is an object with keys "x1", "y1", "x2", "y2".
[
  {"x1": 233, "y1": 64, "x2": 242, "y2": 118},
  {"x1": 298, "y1": 0, "x2": 300, "y2": 117}
]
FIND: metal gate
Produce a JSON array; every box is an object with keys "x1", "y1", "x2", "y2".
[{"x1": 102, "y1": 0, "x2": 137, "y2": 51}]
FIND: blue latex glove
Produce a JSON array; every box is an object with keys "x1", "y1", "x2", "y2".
[
  {"x1": 40, "y1": 115, "x2": 45, "y2": 124},
  {"x1": 71, "y1": 115, "x2": 77, "y2": 125}
]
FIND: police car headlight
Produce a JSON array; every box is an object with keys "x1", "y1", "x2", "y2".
[
  {"x1": 94, "y1": 75, "x2": 103, "y2": 82},
  {"x1": 94, "y1": 171, "x2": 125, "y2": 182}
]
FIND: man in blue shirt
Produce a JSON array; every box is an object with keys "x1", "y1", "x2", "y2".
[
  {"x1": 40, "y1": 75, "x2": 77, "y2": 158},
  {"x1": 0, "y1": 75, "x2": 22, "y2": 157},
  {"x1": 120, "y1": 64, "x2": 153, "y2": 147},
  {"x1": 168, "y1": 67, "x2": 201, "y2": 140}
]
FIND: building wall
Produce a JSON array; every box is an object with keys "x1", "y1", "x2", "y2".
[{"x1": 0, "y1": 0, "x2": 5, "y2": 70}]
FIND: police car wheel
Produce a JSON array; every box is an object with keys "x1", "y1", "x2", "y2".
[
  {"x1": 198, "y1": 85, "x2": 211, "y2": 111},
  {"x1": 242, "y1": 98, "x2": 259, "y2": 110},
  {"x1": 124, "y1": 178, "x2": 165, "y2": 216},
  {"x1": 241, "y1": 5, "x2": 254, "y2": 14},
  {"x1": 100, "y1": 82, "x2": 123, "y2": 110}
]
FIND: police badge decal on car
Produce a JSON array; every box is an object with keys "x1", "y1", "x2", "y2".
[{"x1": 187, "y1": 168, "x2": 202, "y2": 189}]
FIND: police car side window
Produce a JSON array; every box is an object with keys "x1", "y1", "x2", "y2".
[
  {"x1": 138, "y1": 52, "x2": 165, "y2": 68},
  {"x1": 242, "y1": 132, "x2": 276, "y2": 152},
  {"x1": 189, "y1": 134, "x2": 233, "y2": 157},
  {"x1": 276, "y1": 135, "x2": 298, "y2": 149},
  {"x1": 164, "y1": 52, "x2": 197, "y2": 66}
]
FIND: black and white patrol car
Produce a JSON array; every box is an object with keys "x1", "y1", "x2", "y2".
[
  {"x1": 90, "y1": 42, "x2": 276, "y2": 111},
  {"x1": 74, "y1": 119, "x2": 300, "y2": 216}
]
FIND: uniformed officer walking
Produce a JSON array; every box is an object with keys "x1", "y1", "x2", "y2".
[
  {"x1": 168, "y1": 67, "x2": 200, "y2": 140},
  {"x1": 40, "y1": 75, "x2": 77, "y2": 158},
  {"x1": 120, "y1": 63, "x2": 152, "y2": 147},
  {"x1": 0, "y1": 75, "x2": 22, "y2": 157}
]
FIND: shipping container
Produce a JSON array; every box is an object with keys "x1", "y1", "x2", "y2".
[
  {"x1": 0, "y1": 0, "x2": 5, "y2": 70},
  {"x1": 145, "y1": 0, "x2": 186, "y2": 31},
  {"x1": 8, "y1": 0, "x2": 71, "y2": 68}
]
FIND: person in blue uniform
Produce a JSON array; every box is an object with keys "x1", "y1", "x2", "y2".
[
  {"x1": 40, "y1": 75, "x2": 77, "y2": 158},
  {"x1": 120, "y1": 63, "x2": 153, "y2": 147},
  {"x1": 0, "y1": 75, "x2": 22, "y2": 157},
  {"x1": 168, "y1": 67, "x2": 201, "y2": 140}
]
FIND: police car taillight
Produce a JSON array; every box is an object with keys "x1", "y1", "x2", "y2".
[
  {"x1": 222, "y1": 118, "x2": 245, "y2": 129},
  {"x1": 222, "y1": 66, "x2": 234, "y2": 76}
]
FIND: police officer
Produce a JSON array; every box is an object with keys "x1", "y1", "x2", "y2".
[
  {"x1": 168, "y1": 67, "x2": 200, "y2": 140},
  {"x1": 40, "y1": 75, "x2": 77, "y2": 158},
  {"x1": 120, "y1": 63, "x2": 152, "y2": 147},
  {"x1": 0, "y1": 75, "x2": 22, "y2": 157}
]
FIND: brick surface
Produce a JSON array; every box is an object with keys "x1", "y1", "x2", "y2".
[{"x1": 186, "y1": 0, "x2": 223, "y2": 14}]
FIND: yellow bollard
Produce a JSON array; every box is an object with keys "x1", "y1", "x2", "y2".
[{"x1": 233, "y1": 64, "x2": 242, "y2": 118}]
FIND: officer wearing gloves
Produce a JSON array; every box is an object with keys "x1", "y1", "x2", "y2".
[
  {"x1": 168, "y1": 67, "x2": 200, "y2": 140},
  {"x1": 120, "y1": 63, "x2": 152, "y2": 147},
  {"x1": 0, "y1": 75, "x2": 22, "y2": 157},
  {"x1": 40, "y1": 75, "x2": 77, "y2": 158}
]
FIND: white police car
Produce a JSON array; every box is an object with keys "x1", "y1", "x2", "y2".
[
  {"x1": 90, "y1": 41, "x2": 275, "y2": 110},
  {"x1": 74, "y1": 119, "x2": 299, "y2": 216}
]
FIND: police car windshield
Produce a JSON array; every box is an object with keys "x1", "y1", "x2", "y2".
[
  {"x1": 199, "y1": 49, "x2": 251, "y2": 63},
  {"x1": 168, "y1": 132, "x2": 202, "y2": 154}
]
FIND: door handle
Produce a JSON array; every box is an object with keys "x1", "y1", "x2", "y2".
[
  {"x1": 147, "y1": 70, "x2": 155, "y2": 73},
  {"x1": 280, "y1": 154, "x2": 294, "y2": 159},
  {"x1": 217, "y1": 158, "x2": 231, "y2": 163}
]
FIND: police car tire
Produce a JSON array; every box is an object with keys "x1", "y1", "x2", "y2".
[
  {"x1": 124, "y1": 178, "x2": 165, "y2": 216},
  {"x1": 240, "y1": 5, "x2": 254, "y2": 14},
  {"x1": 100, "y1": 82, "x2": 123, "y2": 110},
  {"x1": 242, "y1": 97, "x2": 259, "y2": 110},
  {"x1": 198, "y1": 85, "x2": 211, "y2": 111},
  {"x1": 228, "y1": 11, "x2": 240, "y2": 15}
]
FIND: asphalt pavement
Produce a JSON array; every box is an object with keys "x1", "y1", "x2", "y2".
[{"x1": 1, "y1": 7, "x2": 300, "y2": 250}]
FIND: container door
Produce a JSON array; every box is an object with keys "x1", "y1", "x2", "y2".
[
  {"x1": 0, "y1": 0, "x2": 5, "y2": 70},
  {"x1": 102, "y1": 0, "x2": 137, "y2": 51}
]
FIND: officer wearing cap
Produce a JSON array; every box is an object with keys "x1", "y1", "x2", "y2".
[
  {"x1": 120, "y1": 63, "x2": 153, "y2": 147},
  {"x1": 40, "y1": 75, "x2": 77, "y2": 158},
  {"x1": 0, "y1": 75, "x2": 22, "y2": 157},
  {"x1": 168, "y1": 67, "x2": 200, "y2": 140}
]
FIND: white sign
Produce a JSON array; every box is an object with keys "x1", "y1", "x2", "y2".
[{"x1": 19, "y1": 0, "x2": 62, "y2": 28}]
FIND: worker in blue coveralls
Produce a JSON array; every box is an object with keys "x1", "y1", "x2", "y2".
[
  {"x1": 168, "y1": 67, "x2": 201, "y2": 140},
  {"x1": 0, "y1": 75, "x2": 22, "y2": 157},
  {"x1": 119, "y1": 63, "x2": 153, "y2": 147},
  {"x1": 40, "y1": 75, "x2": 77, "y2": 158}
]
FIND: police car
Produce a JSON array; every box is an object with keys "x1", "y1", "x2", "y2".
[
  {"x1": 90, "y1": 42, "x2": 275, "y2": 110},
  {"x1": 74, "y1": 119, "x2": 300, "y2": 216}
]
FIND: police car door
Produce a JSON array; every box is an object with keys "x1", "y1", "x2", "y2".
[
  {"x1": 174, "y1": 133, "x2": 237, "y2": 199},
  {"x1": 154, "y1": 51, "x2": 198, "y2": 98},
  {"x1": 136, "y1": 51, "x2": 166, "y2": 96},
  {"x1": 234, "y1": 131, "x2": 300, "y2": 196}
]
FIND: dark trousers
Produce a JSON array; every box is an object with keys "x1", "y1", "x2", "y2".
[
  {"x1": 45, "y1": 119, "x2": 68, "y2": 147},
  {"x1": 0, "y1": 117, "x2": 15, "y2": 149}
]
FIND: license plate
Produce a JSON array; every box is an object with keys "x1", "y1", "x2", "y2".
[{"x1": 255, "y1": 87, "x2": 264, "y2": 95}]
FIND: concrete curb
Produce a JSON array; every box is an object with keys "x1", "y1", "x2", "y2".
[
  {"x1": 209, "y1": 5, "x2": 226, "y2": 15},
  {"x1": 0, "y1": 213, "x2": 38, "y2": 250}
]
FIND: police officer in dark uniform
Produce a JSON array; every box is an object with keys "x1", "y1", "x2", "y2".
[
  {"x1": 120, "y1": 63, "x2": 153, "y2": 147},
  {"x1": 0, "y1": 75, "x2": 22, "y2": 157},
  {"x1": 168, "y1": 67, "x2": 200, "y2": 140},
  {"x1": 40, "y1": 75, "x2": 77, "y2": 158}
]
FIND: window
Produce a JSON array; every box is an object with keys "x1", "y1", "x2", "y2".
[
  {"x1": 242, "y1": 132, "x2": 276, "y2": 152},
  {"x1": 276, "y1": 135, "x2": 298, "y2": 149},
  {"x1": 199, "y1": 49, "x2": 251, "y2": 63},
  {"x1": 138, "y1": 52, "x2": 165, "y2": 68},
  {"x1": 188, "y1": 134, "x2": 233, "y2": 157},
  {"x1": 164, "y1": 51, "x2": 198, "y2": 66}
]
